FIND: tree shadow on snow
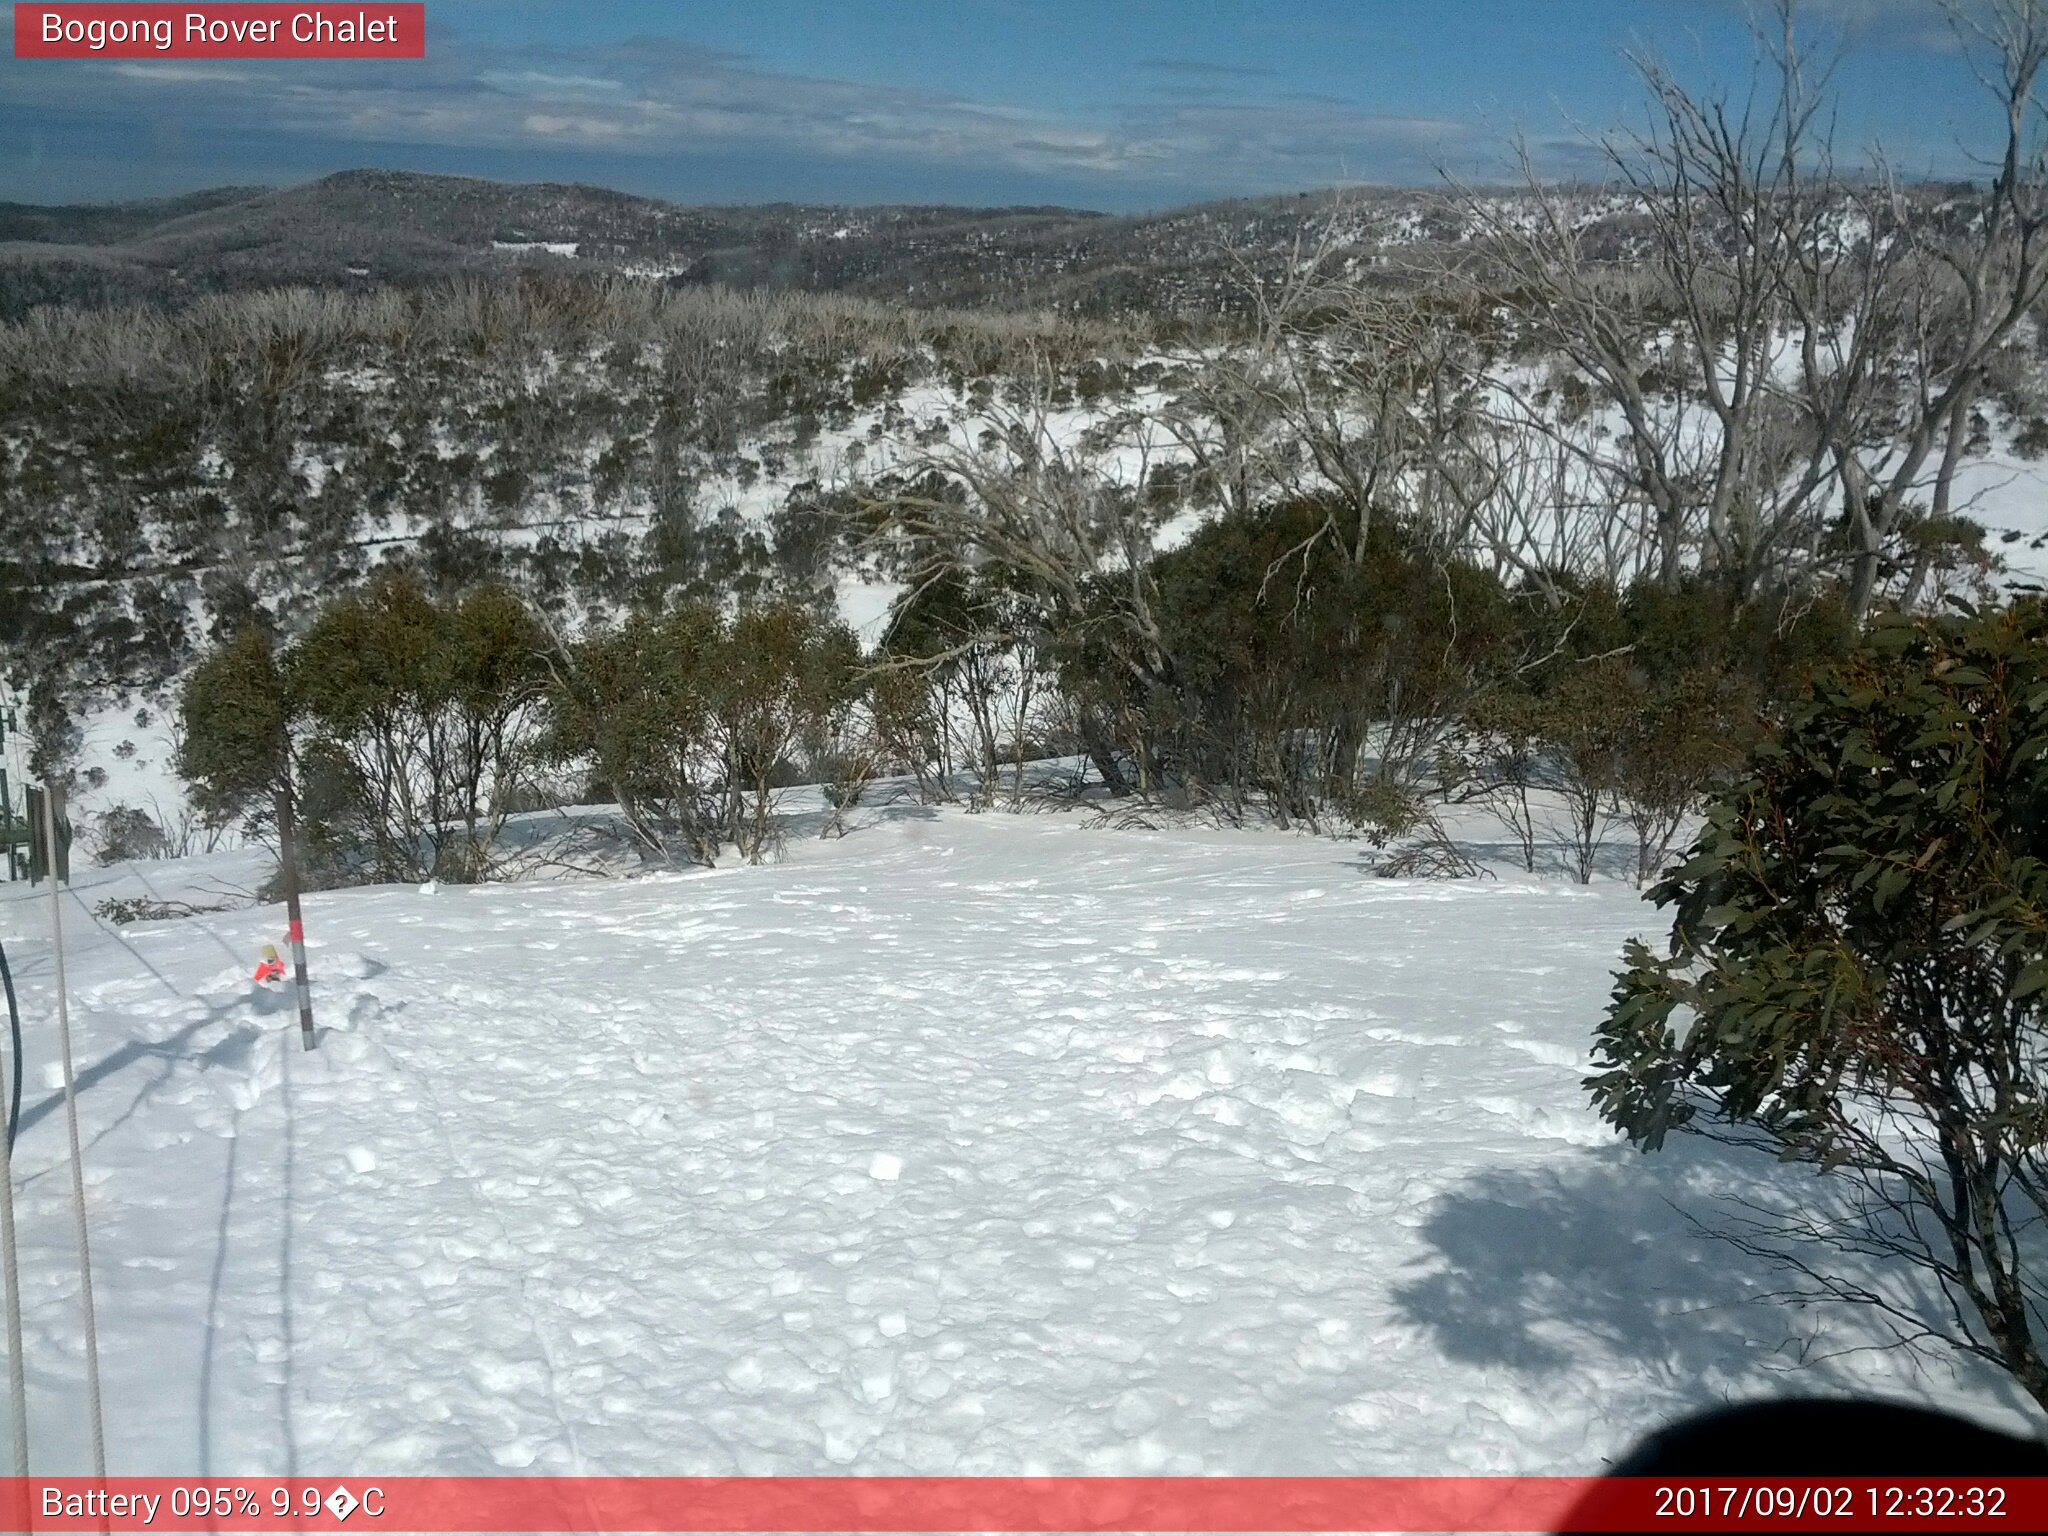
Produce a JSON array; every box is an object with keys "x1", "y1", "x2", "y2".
[
  {"x1": 1360, "y1": 834, "x2": 1650, "y2": 884},
  {"x1": 15, "y1": 995, "x2": 277, "y2": 1138},
  {"x1": 1389, "y1": 1142, "x2": 2034, "y2": 1419},
  {"x1": 775, "y1": 796, "x2": 941, "y2": 844}
]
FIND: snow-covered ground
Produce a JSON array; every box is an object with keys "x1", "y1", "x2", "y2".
[
  {"x1": 1955, "y1": 436, "x2": 2048, "y2": 592},
  {"x1": 0, "y1": 800, "x2": 2039, "y2": 1479}
]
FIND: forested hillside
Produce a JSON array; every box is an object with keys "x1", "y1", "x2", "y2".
[{"x1": 0, "y1": 168, "x2": 1678, "y2": 323}]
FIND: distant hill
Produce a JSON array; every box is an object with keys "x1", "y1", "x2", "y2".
[
  {"x1": 0, "y1": 168, "x2": 1516, "y2": 322},
  {"x1": 0, "y1": 184, "x2": 267, "y2": 244}
]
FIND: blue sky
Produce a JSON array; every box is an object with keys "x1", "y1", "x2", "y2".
[{"x1": 0, "y1": 1, "x2": 2004, "y2": 209}]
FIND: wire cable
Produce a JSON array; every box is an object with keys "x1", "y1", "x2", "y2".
[
  {"x1": 0, "y1": 937, "x2": 27, "y2": 1477},
  {"x1": 0, "y1": 936, "x2": 20, "y2": 1154}
]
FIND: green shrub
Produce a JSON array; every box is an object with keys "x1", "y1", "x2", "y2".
[
  {"x1": 179, "y1": 575, "x2": 546, "y2": 883},
  {"x1": 1592, "y1": 599, "x2": 2048, "y2": 1408},
  {"x1": 177, "y1": 626, "x2": 291, "y2": 823}
]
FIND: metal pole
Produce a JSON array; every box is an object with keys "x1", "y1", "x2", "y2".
[
  {"x1": 275, "y1": 787, "x2": 316, "y2": 1051},
  {"x1": 41, "y1": 784, "x2": 106, "y2": 1481}
]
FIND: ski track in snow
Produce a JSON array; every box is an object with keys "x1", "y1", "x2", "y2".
[{"x1": 0, "y1": 808, "x2": 2035, "y2": 1477}]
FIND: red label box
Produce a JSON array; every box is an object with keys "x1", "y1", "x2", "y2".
[
  {"x1": 5, "y1": 1476, "x2": 2048, "y2": 1532},
  {"x1": 13, "y1": 4, "x2": 425, "y2": 58}
]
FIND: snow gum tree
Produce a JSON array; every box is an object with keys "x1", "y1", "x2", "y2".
[
  {"x1": 543, "y1": 604, "x2": 726, "y2": 867},
  {"x1": 290, "y1": 572, "x2": 547, "y2": 881},
  {"x1": 1591, "y1": 600, "x2": 2048, "y2": 1408},
  {"x1": 179, "y1": 575, "x2": 547, "y2": 883},
  {"x1": 177, "y1": 625, "x2": 293, "y2": 827},
  {"x1": 714, "y1": 602, "x2": 862, "y2": 863},
  {"x1": 875, "y1": 570, "x2": 1043, "y2": 810},
  {"x1": 546, "y1": 600, "x2": 861, "y2": 866},
  {"x1": 1465, "y1": 0, "x2": 2048, "y2": 619}
]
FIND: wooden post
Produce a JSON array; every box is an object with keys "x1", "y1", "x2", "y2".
[{"x1": 274, "y1": 785, "x2": 317, "y2": 1051}]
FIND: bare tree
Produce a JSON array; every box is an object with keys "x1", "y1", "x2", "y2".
[
  {"x1": 1446, "y1": 411, "x2": 1659, "y2": 600},
  {"x1": 1229, "y1": 229, "x2": 1489, "y2": 574},
  {"x1": 1463, "y1": 0, "x2": 2048, "y2": 620},
  {"x1": 863, "y1": 361, "x2": 1175, "y2": 793},
  {"x1": 1459, "y1": 7, "x2": 1844, "y2": 604},
  {"x1": 1788, "y1": 0, "x2": 2048, "y2": 618}
]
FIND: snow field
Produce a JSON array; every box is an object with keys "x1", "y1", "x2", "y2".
[{"x1": 0, "y1": 804, "x2": 2036, "y2": 1480}]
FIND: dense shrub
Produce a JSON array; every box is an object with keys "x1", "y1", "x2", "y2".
[
  {"x1": 1077, "y1": 497, "x2": 1519, "y2": 826},
  {"x1": 544, "y1": 604, "x2": 727, "y2": 865},
  {"x1": 289, "y1": 573, "x2": 548, "y2": 881},
  {"x1": 179, "y1": 573, "x2": 547, "y2": 882},
  {"x1": 717, "y1": 602, "x2": 864, "y2": 859},
  {"x1": 90, "y1": 804, "x2": 171, "y2": 865},
  {"x1": 177, "y1": 626, "x2": 292, "y2": 823},
  {"x1": 546, "y1": 599, "x2": 862, "y2": 865}
]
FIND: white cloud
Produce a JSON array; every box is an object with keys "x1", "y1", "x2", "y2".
[
  {"x1": 2, "y1": 30, "x2": 1563, "y2": 198},
  {"x1": 110, "y1": 62, "x2": 252, "y2": 84},
  {"x1": 481, "y1": 71, "x2": 633, "y2": 101}
]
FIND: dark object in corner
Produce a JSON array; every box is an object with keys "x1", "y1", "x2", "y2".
[
  {"x1": 1607, "y1": 1398, "x2": 2048, "y2": 1475},
  {"x1": 1560, "y1": 1399, "x2": 2048, "y2": 1533}
]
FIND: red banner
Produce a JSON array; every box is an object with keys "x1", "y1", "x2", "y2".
[
  {"x1": 4, "y1": 1476, "x2": 2047, "y2": 1532},
  {"x1": 12, "y1": 4, "x2": 424, "y2": 58}
]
